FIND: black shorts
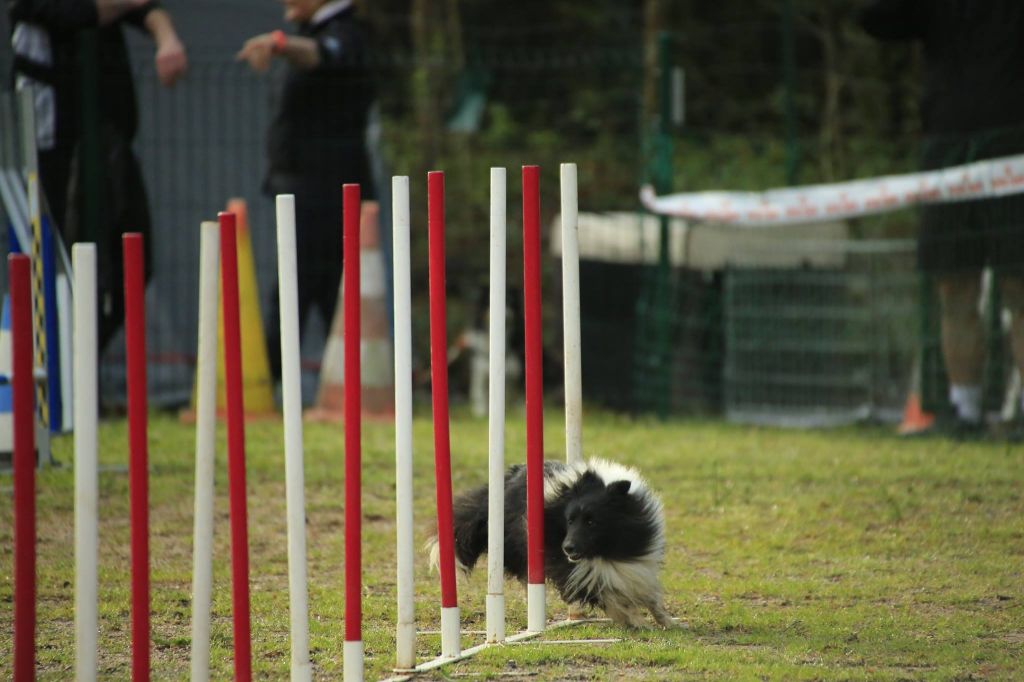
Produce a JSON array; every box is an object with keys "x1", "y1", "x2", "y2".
[{"x1": 919, "y1": 126, "x2": 1024, "y2": 274}]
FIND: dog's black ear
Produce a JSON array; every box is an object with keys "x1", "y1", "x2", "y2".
[{"x1": 607, "y1": 480, "x2": 631, "y2": 496}]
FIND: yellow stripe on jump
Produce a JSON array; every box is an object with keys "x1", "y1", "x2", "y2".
[{"x1": 28, "y1": 170, "x2": 49, "y2": 429}]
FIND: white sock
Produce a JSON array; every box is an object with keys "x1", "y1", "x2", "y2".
[{"x1": 949, "y1": 384, "x2": 982, "y2": 423}]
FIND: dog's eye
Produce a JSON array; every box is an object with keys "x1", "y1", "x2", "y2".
[{"x1": 585, "y1": 517, "x2": 593, "y2": 526}]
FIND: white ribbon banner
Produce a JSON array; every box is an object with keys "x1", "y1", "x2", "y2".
[{"x1": 640, "y1": 153, "x2": 1024, "y2": 228}]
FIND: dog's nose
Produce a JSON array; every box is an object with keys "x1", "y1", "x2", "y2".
[{"x1": 562, "y1": 541, "x2": 576, "y2": 555}]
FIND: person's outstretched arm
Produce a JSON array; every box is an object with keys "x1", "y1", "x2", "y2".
[
  {"x1": 236, "y1": 31, "x2": 321, "y2": 73},
  {"x1": 142, "y1": 7, "x2": 187, "y2": 86}
]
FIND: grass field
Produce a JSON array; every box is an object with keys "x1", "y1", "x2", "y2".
[{"x1": 1, "y1": 407, "x2": 1023, "y2": 680}]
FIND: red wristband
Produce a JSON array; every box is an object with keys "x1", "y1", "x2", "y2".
[{"x1": 271, "y1": 30, "x2": 287, "y2": 54}]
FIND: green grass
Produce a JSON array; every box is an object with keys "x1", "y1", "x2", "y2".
[{"x1": 2, "y1": 407, "x2": 1023, "y2": 680}]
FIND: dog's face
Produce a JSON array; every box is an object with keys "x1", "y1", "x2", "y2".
[{"x1": 561, "y1": 480, "x2": 632, "y2": 562}]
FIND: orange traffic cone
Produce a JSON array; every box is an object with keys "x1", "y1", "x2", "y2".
[
  {"x1": 898, "y1": 356, "x2": 935, "y2": 435},
  {"x1": 182, "y1": 198, "x2": 276, "y2": 422},
  {"x1": 306, "y1": 200, "x2": 394, "y2": 421}
]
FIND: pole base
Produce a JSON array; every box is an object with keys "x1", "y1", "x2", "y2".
[
  {"x1": 344, "y1": 640, "x2": 363, "y2": 682},
  {"x1": 486, "y1": 594, "x2": 505, "y2": 643},
  {"x1": 528, "y1": 583, "x2": 546, "y2": 633},
  {"x1": 441, "y1": 606, "x2": 461, "y2": 658}
]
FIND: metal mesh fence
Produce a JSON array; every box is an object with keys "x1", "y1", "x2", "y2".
[
  {"x1": 116, "y1": 46, "x2": 647, "y2": 408},
  {"x1": 3, "y1": 11, "x2": 1021, "y2": 425},
  {"x1": 722, "y1": 241, "x2": 918, "y2": 427}
]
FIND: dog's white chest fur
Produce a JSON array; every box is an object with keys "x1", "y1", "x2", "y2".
[{"x1": 565, "y1": 551, "x2": 664, "y2": 611}]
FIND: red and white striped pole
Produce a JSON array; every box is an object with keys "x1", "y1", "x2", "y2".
[
  {"x1": 10, "y1": 253, "x2": 36, "y2": 682},
  {"x1": 123, "y1": 234, "x2": 151, "y2": 680},
  {"x1": 343, "y1": 184, "x2": 364, "y2": 682},
  {"x1": 219, "y1": 212, "x2": 253, "y2": 682},
  {"x1": 522, "y1": 165, "x2": 546, "y2": 633},
  {"x1": 428, "y1": 171, "x2": 461, "y2": 658}
]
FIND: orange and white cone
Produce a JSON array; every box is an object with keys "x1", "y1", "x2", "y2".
[
  {"x1": 898, "y1": 354, "x2": 935, "y2": 435},
  {"x1": 306, "y1": 200, "x2": 394, "y2": 421}
]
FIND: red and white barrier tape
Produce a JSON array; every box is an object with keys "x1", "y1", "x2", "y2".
[{"x1": 640, "y1": 153, "x2": 1024, "y2": 227}]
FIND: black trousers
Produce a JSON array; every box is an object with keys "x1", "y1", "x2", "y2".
[
  {"x1": 265, "y1": 184, "x2": 344, "y2": 382},
  {"x1": 40, "y1": 138, "x2": 150, "y2": 355}
]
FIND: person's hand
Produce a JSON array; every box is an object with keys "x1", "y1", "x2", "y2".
[
  {"x1": 155, "y1": 35, "x2": 187, "y2": 87},
  {"x1": 236, "y1": 34, "x2": 275, "y2": 73}
]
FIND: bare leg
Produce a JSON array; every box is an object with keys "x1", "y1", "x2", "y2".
[
  {"x1": 937, "y1": 272, "x2": 985, "y2": 386},
  {"x1": 1000, "y1": 276, "x2": 1024, "y2": 383}
]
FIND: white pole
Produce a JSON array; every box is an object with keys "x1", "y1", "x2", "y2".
[
  {"x1": 392, "y1": 176, "x2": 416, "y2": 670},
  {"x1": 560, "y1": 163, "x2": 583, "y2": 466},
  {"x1": 276, "y1": 195, "x2": 313, "y2": 682},
  {"x1": 486, "y1": 168, "x2": 507, "y2": 643},
  {"x1": 190, "y1": 222, "x2": 219, "y2": 682},
  {"x1": 73, "y1": 243, "x2": 98, "y2": 682}
]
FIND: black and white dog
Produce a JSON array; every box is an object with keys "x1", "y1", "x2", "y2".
[{"x1": 429, "y1": 459, "x2": 674, "y2": 628}]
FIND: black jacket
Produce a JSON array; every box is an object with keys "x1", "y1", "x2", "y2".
[
  {"x1": 264, "y1": 2, "x2": 376, "y2": 198},
  {"x1": 860, "y1": 0, "x2": 1024, "y2": 134},
  {"x1": 8, "y1": 0, "x2": 160, "y2": 149}
]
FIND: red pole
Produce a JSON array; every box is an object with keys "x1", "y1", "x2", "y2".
[
  {"x1": 522, "y1": 165, "x2": 545, "y2": 587},
  {"x1": 10, "y1": 254, "x2": 36, "y2": 682},
  {"x1": 122, "y1": 234, "x2": 150, "y2": 680},
  {"x1": 219, "y1": 213, "x2": 252, "y2": 682},
  {"x1": 428, "y1": 171, "x2": 458, "y2": 610},
  {"x1": 343, "y1": 184, "x2": 363, "y2": 644}
]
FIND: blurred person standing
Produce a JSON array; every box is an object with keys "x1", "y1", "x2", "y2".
[
  {"x1": 237, "y1": 0, "x2": 377, "y2": 383},
  {"x1": 8, "y1": 0, "x2": 187, "y2": 352},
  {"x1": 861, "y1": 0, "x2": 1024, "y2": 438}
]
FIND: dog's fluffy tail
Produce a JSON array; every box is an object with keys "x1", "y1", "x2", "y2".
[{"x1": 426, "y1": 481, "x2": 489, "y2": 575}]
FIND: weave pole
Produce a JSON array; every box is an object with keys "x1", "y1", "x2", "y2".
[
  {"x1": 123, "y1": 233, "x2": 151, "y2": 681},
  {"x1": 275, "y1": 195, "x2": 312, "y2": 682},
  {"x1": 392, "y1": 176, "x2": 416, "y2": 671},
  {"x1": 560, "y1": 163, "x2": 583, "y2": 466},
  {"x1": 11, "y1": 253, "x2": 35, "y2": 682},
  {"x1": 522, "y1": 165, "x2": 546, "y2": 633},
  {"x1": 343, "y1": 183, "x2": 364, "y2": 682},
  {"x1": 428, "y1": 170, "x2": 461, "y2": 658},
  {"x1": 486, "y1": 167, "x2": 507, "y2": 644},
  {"x1": 190, "y1": 223, "x2": 219, "y2": 681},
  {"x1": 219, "y1": 212, "x2": 253, "y2": 682},
  {"x1": 73, "y1": 244, "x2": 98, "y2": 682}
]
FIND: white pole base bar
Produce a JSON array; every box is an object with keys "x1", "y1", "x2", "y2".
[
  {"x1": 440, "y1": 606, "x2": 462, "y2": 658},
  {"x1": 381, "y1": 618, "x2": 596, "y2": 682},
  {"x1": 344, "y1": 640, "x2": 363, "y2": 682},
  {"x1": 527, "y1": 583, "x2": 546, "y2": 633},
  {"x1": 486, "y1": 594, "x2": 505, "y2": 643}
]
